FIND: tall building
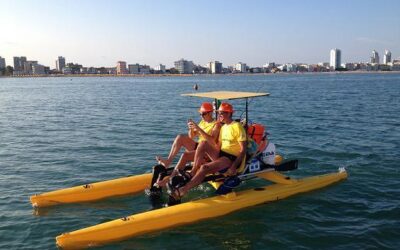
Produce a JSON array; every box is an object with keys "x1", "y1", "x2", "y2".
[
  {"x1": 235, "y1": 62, "x2": 247, "y2": 73},
  {"x1": 0, "y1": 56, "x2": 6, "y2": 69},
  {"x1": 330, "y1": 49, "x2": 341, "y2": 70},
  {"x1": 13, "y1": 56, "x2": 27, "y2": 71},
  {"x1": 208, "y1": 61, "x2": 223, "y2": 74},
  {"x1": 371, "y1": 50, "x2": 379, "y2": 64},
  {"x1": 383, "y1": 50, "x2": 392, "y2": 64},
  {"x1": 116, "y1": 61, "x2": 128, "y2": 74},
  {"x1": 56, "y1": 56, "x2": 66, "y2": 72},
  {"x1": 174, "y1": 59, "x2": 194, "y2": 74}
]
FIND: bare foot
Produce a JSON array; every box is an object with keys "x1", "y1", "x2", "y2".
[{"x1": 156, "y1": 156, "x2": 170, "y2": 168}]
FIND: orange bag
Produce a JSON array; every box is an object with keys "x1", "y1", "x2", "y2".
[{"x1": 247, "y1": 124, "x2": 265, "y2": 145}]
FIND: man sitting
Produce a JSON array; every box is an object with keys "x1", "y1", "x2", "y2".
[
  {"x1": 173, "y1": 102, "x2": 247, "y2": 199},
  {"x1": 151, "y1": 102, "x2": 221, "y2": 190}
]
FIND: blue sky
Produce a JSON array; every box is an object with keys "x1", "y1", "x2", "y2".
[{"x1": 1, "y1": 0, "x2": 399, "y2": 68}]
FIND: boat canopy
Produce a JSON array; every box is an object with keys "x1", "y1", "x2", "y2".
[{"x1": 181, "y1": 91, "x2": 269, "y2": 100}]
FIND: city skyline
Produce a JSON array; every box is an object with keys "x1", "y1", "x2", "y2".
[
  {"x1": 1, "y1": 0, "x2": 400, "y2": 68},
  {"x1": 3, "y1": 46, "x2": 400, "y2": 76},
  {"x1": 2, "y1": 47, "x2": 397, "y2": 71}
]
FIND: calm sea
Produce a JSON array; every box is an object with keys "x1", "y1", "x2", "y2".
[{"x1": 0, "y1": 73, "x2": 399, "y2": 249}]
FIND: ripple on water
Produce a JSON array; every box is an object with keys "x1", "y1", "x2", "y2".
[{"x1": 1, "y1": 74, "x2": 400, "y2": 249}]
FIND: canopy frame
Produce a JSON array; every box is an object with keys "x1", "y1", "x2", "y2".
[{"x1": 182, "y1": 91, "x2": 269, "y2": 129}]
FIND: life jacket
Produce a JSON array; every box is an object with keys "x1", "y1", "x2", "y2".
[{"x1": 247, "y1": 123, "x2": 265, "y2": 145}]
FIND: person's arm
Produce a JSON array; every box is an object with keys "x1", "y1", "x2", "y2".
[
  {"x1": 202, "y1": 122, "x2": 221, "y2": 148},
  {"x1": 210, "y1": 122, "x2": 222, "y2": 142},
  {"x1": 189, "y1": 121, "x2": 221, "y2": 148},
  {"x1": 187, "y1": 119, "x2": 197, "y2": 139},
  {"x1": 226, "y1": 141, "x2": 246, "y2": 176}
]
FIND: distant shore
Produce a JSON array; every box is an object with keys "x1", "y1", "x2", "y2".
[{"x1": 1, "y1": 71, "x2": 399, "y2": 79}]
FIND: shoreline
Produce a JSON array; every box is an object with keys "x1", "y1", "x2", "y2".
[{"x1": 1, "y1": 71, "x2": 399, "y2": 79}]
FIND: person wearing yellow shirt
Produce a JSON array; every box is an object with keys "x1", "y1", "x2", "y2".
[
  {"x1": 174, "y1": 102, "x2": 247, "y2": 198},
  {"x1": 154, "y1": 102, "x2": 221, "y2": 187}
]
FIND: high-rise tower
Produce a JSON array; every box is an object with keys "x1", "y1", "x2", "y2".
[
  {"x1": 371, "y1": 50, "x2": 380, "y2": 64},
  {"x1": 330, "y1": 49, "x2": 341, "y2": 70},
  {"x1": 383, "y1": 50, "x2": 392, "y2": 64},
  {"x1": 56, "y1": 56, "x2": 66, "y2": 72},
  {"x1": 13, "y1": 56, "x2": 27, "y2": 71},
  {"x1": 0, "y1": 56, "x2": 6, "y2": 69}
]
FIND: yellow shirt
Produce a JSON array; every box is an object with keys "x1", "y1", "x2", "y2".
[
  {"x1": 219, "y1": 121, "x2": 247, "y2": 156},
  {"x1": 197, "y1": 120, "x2": 217, "y2": 142}
]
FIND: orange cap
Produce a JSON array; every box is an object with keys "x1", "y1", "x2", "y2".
[
  {"x1": 198, "y1": 102, "x2": 214, "y2": 113},
  {"x1": 217, "y1": 102, "x2": 234, "y2": 113}
]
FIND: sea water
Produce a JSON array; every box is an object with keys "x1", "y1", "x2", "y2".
[{"x1": 0, "y1": 73, "x2": 399, "y2": 249}]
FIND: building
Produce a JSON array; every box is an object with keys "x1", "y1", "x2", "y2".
[
  {"x1": 344, "y1": 63, "x2": 355, "y2": 71},
  {"x1": 56, "y1": 56, "x2": 66, "y2": 72},
  {"x1": 207, "y1": 61, "x2": 223, "y2": 74},
  {"x1": 62, "y1": 63, "x2": 82, "y2": 74},
  {"x1": 13, "y1": 56, "x2": 27, "y2": 71},
  {"x1": 193, "y1": 64, "x2": 208, "y2": 74},
  {"x1": 251, "y1": 67, "x2": 262, "y2": 73},
  {"x1": 371, "y1": 50, "x2": 379, "y2": 64},
  {"x1": 128, "y1": 64, "x2": 151, "y2": 74},
  {"x1": 263, "y1": 62, "x2": 275, "y2": 68},
  {"x1": 12, "y1": 60, "x2": 47, "y2": 75},
  {"x1": 63, "y1": 67, "x2": 73, "y2": 74},
  {"x1": 116, "y1": 61, "x2": 128, "y2": 74},
  {"x1": 154, "y1": 64, "x2": 166, "y2": 73},
  {"x1": 139, "y1": 65, "x2": 150, "y2": 74},
  {"x1": 128, "y1": 64, "x2": 140, "y2": 74},
  {"x1": 318, "y1": 62, "x2": 330, "y2": 67},
  {"x1": 235, "y1": 62, "x2": 247, "y2": 73},
  {"x1": 330, "y1": 49, "x2": 341, "y2": 70},
  {"x1": 32, "y1": 64, "x2": 46, "y2": 75},
  {"x1": 107, "y1": 67, "x2": 116, "y2": 74},
  {"x1": 360, "y1": 63, "x2": 373, "y2": 71},
  {"x1": 286, "y1": 64, "x2": 297, "y2": 72},
  {"x1": 174, "y1": 59, "x2": 194, "y2": 74},
  {"x1": 88, "y1": 67, "x2": 98, "y2": 74},
  {"x1": 262, "y1": 62, "x2": 276, "y2": 73},
  {"x1": 23, "y1": 61, "x2": 38, "y2": 74},
  {"x1": 383, "y1": 50, "x2": 391, "y2": 64},
  {"x1": 391, "y1": 60, "x2": 400, "y2": 71},
  {"x1": 0, "y1": 56, "x2": 5, "y2": 69}
]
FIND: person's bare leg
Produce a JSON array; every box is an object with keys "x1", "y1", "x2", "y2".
[
  {"x1": 190, "y1": 141, "x2": 219, "y2": 176},
  {"x1": 175, "y1": 150, "x2": 195, "y2": 171},
  {"x1": 155, "y1": 150, "x2": 195, "y2": 187},
  {"x1": 156, "y1": 134, "x2": 196, "y2": 168}
]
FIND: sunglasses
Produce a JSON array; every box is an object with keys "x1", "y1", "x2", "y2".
[
  {"x1": 218, "y1": 111, "x2": 229, "y2": 115},
  {"x1": 200, "y1": 112, "x2": 211, "y2": 116}
]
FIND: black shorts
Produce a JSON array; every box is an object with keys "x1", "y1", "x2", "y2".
[{"x1": 219, "y1": 150, "x2": 237, "y2": 162}]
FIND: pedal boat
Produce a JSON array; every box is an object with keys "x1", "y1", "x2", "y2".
[{"x1": 28, "y1": 91, "x2": 348, "y2": 249}]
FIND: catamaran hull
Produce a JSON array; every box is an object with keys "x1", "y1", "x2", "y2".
[
  {"x1": 56, "y1": 170, "x2": 347, "y2": 249},
  {"x1": 30, "y1": 173, "x2": 152, "y2": 208},
  {"x1": 30, "y1": 156, "x2": 284, "y2": 208}
]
